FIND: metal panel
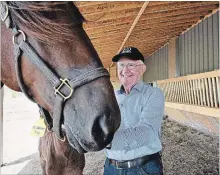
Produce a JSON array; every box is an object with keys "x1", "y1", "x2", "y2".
[
  {"x1": 176, "y1": 12, "x2": 219, "y2": 76},
  {"x1": 188, "y1": 29, "x2": 192, "y2": 75},
  {"x1": 199, "y1": 22, "x2": 204, "y2": 73},
  {"x1": 191, "y1": 28, "x2": 196, "y2": 74},
  {"x1": 213, "y1": 12, "x2": 219, "y2": 70},
  {"x1": 195, "y1": 26, "x2": 200, "y2": 74},
  {"x1": 144, "y1": 12, "x2": 219, "y2": 82},
  {"x1": 176, "y1": 38, "x2": 180, "y2": 77},
  {"x1": 143, "y1": 45, "x2": 169, "y2": 82},
  {"x1": 208, "y1": 15, "x2": 214, "y2": 71},
  {"x1": 203, "y1": 19, "x2": 209, "y2": 72}
]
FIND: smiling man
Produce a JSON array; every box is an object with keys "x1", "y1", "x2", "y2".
[{"x1": 104, "y1": 47, "x2": 165, "y2": 175}]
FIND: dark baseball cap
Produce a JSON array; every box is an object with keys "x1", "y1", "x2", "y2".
[{"x1": 112, "y1": 47, "x2": 144, "y2": 62}]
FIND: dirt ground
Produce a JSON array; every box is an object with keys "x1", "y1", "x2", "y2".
[{"x1": 1, "y1": 88, "x2": 219, "y2": 175}]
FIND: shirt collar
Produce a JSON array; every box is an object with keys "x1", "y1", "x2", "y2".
[{"x1": 117, "y1": 81, "x2": 144, "y2": 94}]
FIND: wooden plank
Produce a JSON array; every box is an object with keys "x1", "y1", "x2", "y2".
[
  {"x1": 165, "y1": 102, "x2": 220, "y2": 118},
  {"x1": 201, "y1": 78, "x2": 207, "y2": 106},
  {"x1": 179, "y1": 7, "x2": 219, "y2": 36},
  {"x1": 187, "y1": 80, "x2": 192, "y2": 104},
  {"x1": 176, "y1": 81, "x2": 181, "y2": 103},
  {"x1": 118, "y1": 1, "x2": 149, "y2": 52},
  {"x1": 0, "y1": 87, "x2": 3, "y2": 166},
  {"x1": 157, "y1": 70, "x2": 220, "y2": 84},
  {"x1": 212, "y1": 77, "x2": 218, "y2": 108},
  {"x1": 188, "y1": 80, "x2": 195, "y2": 104},
  {"x1": 182, "y1": 81, "x2": 187, "y2": 103},
  {"x1": 171, "y1": 82, "x2": 175, "y2": 102},
  {"x1": 179, "y1": 81, "x2": 184, "y2": 103},
  {"x1": 178, "y1": 81, "x2": 182, "y2": 103},
  {"x1": 216, "y1": 77, "x2": 220, "y2": 107},
  {"x1": 176, "y1": 82, "x2": 181, "y2": 103},
  {"x1": 208, "y1": 78, "x2": 214, "y2": 107},
  {"x1": 183, "y1": 81, "x2": 188, "y2": 103},
  {"x1": 190, "y1": 80, "x2": 197, "y2": 105},
  {"x1": 204, "y1": 78, "x2": 210, "y2": 107},
  {"x1": 173, "y1": 82, "x2": 177, "y2": 102},
  {"x1": 110, "y1": 1, "x2": 149, "y2": 68},
  {"x1": 185, "y1": 80, "x2": 190, "y2": 104},
  {"x1": 78, "y1": 2, "x2": 144, "y2": 15},
  {"x1": 167, "y1": 82, "x2": 172, "y2": 102},
  {"x1": 192, "y1": 80, "x2": 199, "y2": 105},
  {"x1": 196, "y1": 79, "x2": 201, "y2": 106},
  {"x1": 198, "y1": 79, "x2": 204, "y2": 106},
  {"x1": 163, "y1": 83, "x2": 168, "y2": 100}
]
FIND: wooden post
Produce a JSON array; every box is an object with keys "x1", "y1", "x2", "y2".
[{"x1": 0, "y1": 87, "x2": 3, "y2": 167}]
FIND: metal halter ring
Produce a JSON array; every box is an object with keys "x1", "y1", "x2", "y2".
[
  {"x1": 0, "y1": 3, "x2": 9, "y2": 21},
  {"x1": 55, "y1": 134, "x2": 66, "y2": 142},
  {"x1": 12, "y1": 30, "x2": 27, "y2": 45}
]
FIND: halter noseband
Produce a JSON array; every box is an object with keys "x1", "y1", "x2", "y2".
[{"x1": 0, "y1": 2, "x2": 110, "y2": 142}]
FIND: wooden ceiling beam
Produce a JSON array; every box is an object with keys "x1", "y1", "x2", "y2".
[
  {"x1": 143, "y1": 1, "x2": 218, "y2": 13},
  {"x1": 83, "y1": 3, "x2": 218, "y2": 23},
  {"x1": 77, "y1": 2, "x2": 143, "y2": 15},
  {"x1": 109, "y1": 1, "x2": 150, "y2": 68},
  {"x1": 83, "y1": 3, "x2": 218, "y2": 30},
  {"x1": 90, "y1": 20, "x2": 198, "y2": 43},
  {"x1": 85, "y1": 6, "x2": 216, "y2": 36},
  {"x1": 88, "y1": 15, "x2": 204, "y2": 39}
]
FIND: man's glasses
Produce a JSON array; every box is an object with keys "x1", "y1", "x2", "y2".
[{"x1": 117, "y1": 63, "x2": 144, "y2": 70}]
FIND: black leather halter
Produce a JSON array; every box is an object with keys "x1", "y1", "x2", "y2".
[{"x1": 0, "y1": 2, "x2": 110, "y2": 141}]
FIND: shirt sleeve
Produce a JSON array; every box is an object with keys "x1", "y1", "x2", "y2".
[{"x1": 110, "y1": 89, "x2": 165, "y2": 152}]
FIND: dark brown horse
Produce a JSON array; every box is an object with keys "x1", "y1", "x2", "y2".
[{"x1": 1, "y1": 2, "x2": 120, "y2": 174}]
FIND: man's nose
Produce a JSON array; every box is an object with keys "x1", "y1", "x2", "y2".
[{"x1": 122, "y1": 65, "x2": 130, "y2": 73}]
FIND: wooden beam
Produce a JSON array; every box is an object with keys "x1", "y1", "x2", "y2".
[
  {"x1": 78, "y1": 2, "x2": 143, "y2": 15},
  {"x1": 180, "y1": 8, "x2": 219, "y2": 36},
  {"x1": 109, "y1": 1, "x2": 149, "y2": 68},
  {"x1": 165, "y1": 102, "x2": 220, "y2": 118},
  {"x1": 157, "y1": 70, "x2": 220, "y2": 84}
]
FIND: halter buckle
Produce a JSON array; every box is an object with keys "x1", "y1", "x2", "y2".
[{"x1": 54, "y1": 78, "x2": 73, "y2": 100}]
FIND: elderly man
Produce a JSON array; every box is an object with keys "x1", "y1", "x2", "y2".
[{"x1": 104, "y1": 47, "x2": 165, "y2": 175}]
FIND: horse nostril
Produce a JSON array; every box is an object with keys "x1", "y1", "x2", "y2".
[
  {"x1": 99, "y1": 115, "x2": 109, "y2": 136},
  {"x1": 91, "y1": 114, "x2": 113, "y2": 143}
]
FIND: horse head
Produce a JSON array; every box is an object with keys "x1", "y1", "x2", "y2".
[{"x1": 1, "y1": 2, "x2": 121, "y2": 153}]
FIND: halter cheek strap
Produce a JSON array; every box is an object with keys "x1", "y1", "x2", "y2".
[{"x1": 1, "y1": 2, "x2": 110, "y2": 143}]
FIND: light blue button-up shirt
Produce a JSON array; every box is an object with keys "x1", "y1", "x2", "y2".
[{"x1": 105, "y1": 81, "x2": 165, "y2": 161}]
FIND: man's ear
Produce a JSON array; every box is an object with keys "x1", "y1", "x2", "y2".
[{"x1": 141, "y1": 64, "x2": 146, "y2": 74}]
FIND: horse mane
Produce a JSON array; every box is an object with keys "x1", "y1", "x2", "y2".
[{"x1": 7, "y1": 2, "x2": 85, "y2": 43}]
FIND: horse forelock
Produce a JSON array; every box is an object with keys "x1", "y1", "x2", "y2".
[{"x1": 7, "y1": 2, "x2": 85, "y2": 43}]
